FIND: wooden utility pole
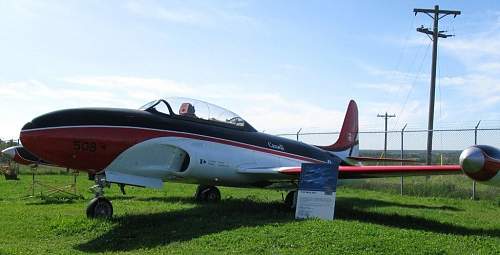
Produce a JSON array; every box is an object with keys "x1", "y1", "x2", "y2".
[
  {"x1": 414, "y1": 5, "x2": 460, "y2": 165},
  {"x1": 377, "y1": 112, "x2": 396, "y2": 157}
]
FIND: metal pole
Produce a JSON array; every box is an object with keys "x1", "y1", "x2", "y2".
[
  {"x1": 414, "y1": 5, "x2": 460, "y2": 165},
  {"x1": 384, "y1": 113, "x2": 388, "y2": 155},
  {"x1": 32, "y1": 171, "x2": 35, "y2": 197},
  {"x1": 472, "y1": 120, "x2": 481, "y2": 200},
  {"x1": 425, "y1": 5, "x2": 439, "y2": 165},
  {"x1": 377, "y1": 112, "x2": 396, "y2": 157},
  {"x1": 296, "y1": 128, "x2": 302, "y2": 141},
  {"x1": 474, "y1": 120, "x2": 481, "y2": 145},
  {"x1": 400, "y1": 124, "x2": 407, "y2": 196}
]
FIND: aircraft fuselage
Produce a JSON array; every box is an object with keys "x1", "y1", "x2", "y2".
[{"x1": 20, "y1": 108, "x2": 336, "y2": 187}]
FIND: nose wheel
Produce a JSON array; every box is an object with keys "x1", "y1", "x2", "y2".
[
  {"x1": 86, "y1": 173, "x2": 113, "y2": 219},
  {"x1": 195, "y1": 185, "x2": 221, "y2": 202},
  {"x1": 86, "y1": 197, "x2": 113, "y2": 219}
]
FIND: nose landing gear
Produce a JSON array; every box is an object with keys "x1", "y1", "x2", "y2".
[
  {"x1": 86, "y1": 197, "x2": 113, "y2": 218},
  {"x1": 86, "y1": 174, "x2": 113, "y2": 219}
]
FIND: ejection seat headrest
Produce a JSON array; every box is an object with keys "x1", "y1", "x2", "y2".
[{"x1": 179, "y1": 103, "x2": 196, "y2": 116}]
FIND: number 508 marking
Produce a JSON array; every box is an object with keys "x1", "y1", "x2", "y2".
[{"x1": 73, "y1": 141, "x2": 97, "y2": 152}]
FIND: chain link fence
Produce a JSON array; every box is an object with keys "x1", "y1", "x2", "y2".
[
  {"x1": 2, "y1": 128, "x2": 499, "y2": 199},
  {"x1": 277, "y1": 128, "x2": 500, "y2": 159},
  {"x1": 277, "y1": 127, "x2": 500, "y2": 200}
]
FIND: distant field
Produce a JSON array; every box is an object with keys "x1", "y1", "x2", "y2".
[
  {"x1": 0, "y1": 173, "x2": 498, "y2": 254},
  {"x1": 358, "y1": 149, "x2": 500, "y2": 200},
  {"x1": 360, "y1": 149, "x2": 462, "y2": 165}
]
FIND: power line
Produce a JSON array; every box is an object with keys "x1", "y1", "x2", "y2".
[
  {"x1": 391, "y1": 41, "x2": 432, "y2": 130},
  {"x1": 384, "y1": 16, "x2": 417, "y2": 114}
]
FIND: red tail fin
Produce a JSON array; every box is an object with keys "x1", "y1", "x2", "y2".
[{"x1": 320, "y1": 100, "x2": 358, "y2": 152}]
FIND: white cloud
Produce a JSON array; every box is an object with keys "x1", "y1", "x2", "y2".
[
  {"x1": 62, "y1": 76, "x2": 194, "y2": 98},
  {"x1": 0, "y1": 76, "x2": 348, "y2": 137},
  {"x1": 360, "y1": 83, "x2": 411, "y2": 94},
  {"x1": 123, "y1": 0, "x2": 258, "y2": 29},
  {"x1": 476, "y1": 62, "x2": 500, "y2": 74},
  {"x1": 442, "y1": 31, "x2": 500, "y2": 61},
  {"x1": 441, "y1": 74, "x2": 500, "y2": 106},
  {"x1": 358, "y1": 63, "x2": 429, "y2": 84},
  {"x1": 125, "y1": 1, "x2": 209, "y2": 26}
]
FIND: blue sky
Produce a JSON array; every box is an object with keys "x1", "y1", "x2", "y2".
[{"x1": 1, "y1": 0, "x2": 500, "y2": 140}]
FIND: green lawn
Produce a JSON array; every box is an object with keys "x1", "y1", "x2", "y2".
[{"x1": 0, "y1": 173, "x2": 499, "y2": 254}]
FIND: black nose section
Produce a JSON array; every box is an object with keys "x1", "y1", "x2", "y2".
[
  {"x1": 21, "y1": 107, "x2": 147, "y2": 131},
  {"x1": 21, "y1": 109, "x2": 74, "y2": 131},
  {"x1": 22, "y1": 121, "x2": 36, "y2": 131}
]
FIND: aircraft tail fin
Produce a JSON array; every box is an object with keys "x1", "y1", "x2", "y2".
[{"x1": 318, "y1": 100, "x2": 359, "y2": 157}]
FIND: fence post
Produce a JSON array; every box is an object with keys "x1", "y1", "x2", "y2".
[
  {"x1": 296, "y1": 128, "x2": 302, "y2": 142},
  {"x1": 472, "y1": 120, "x2": 481, "y2": 200},
  {"x1": 400, "y1": 124, "x2": 407, "y2": 196}
]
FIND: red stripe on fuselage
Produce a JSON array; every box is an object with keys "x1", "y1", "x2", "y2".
[{"x1": 20, "y1": 126, "x2": 322, "y2": 173}]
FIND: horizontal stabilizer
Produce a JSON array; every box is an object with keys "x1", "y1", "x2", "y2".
[
  {"x1": 239, "y1": 164, "x2": 461, "y2": 179},
  {"x1": 238, "y1": 166, "x2": 295, "y2": 175},
  {"x1": 347, "y1": 156, "x2": 418, "y2": 163},
  {"x1": 278, "y1": 165, "x2": 461, "y2": 179}
]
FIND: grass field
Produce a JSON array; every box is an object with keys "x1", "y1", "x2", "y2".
[{"x1": 0, "y1": 173, "x2": 499, "y2": 254}]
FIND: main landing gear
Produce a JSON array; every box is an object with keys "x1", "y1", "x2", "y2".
[
  {"x1": 195, "y1": 185, "x2": 221, "y2": 202},
  {"x1": 86, "y1": 174, "x2": 113, "y2": 219},
  {"x1": 284, "y1": 190, "x2": 297, "y2": 210}
]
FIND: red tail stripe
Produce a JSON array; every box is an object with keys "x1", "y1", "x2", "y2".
[{"x1": 320, "y1": 100, "x2": 358, "y2": 151}]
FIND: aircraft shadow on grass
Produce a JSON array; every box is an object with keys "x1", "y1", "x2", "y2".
[
  {"x1": 334, "y1": 197, "x2": 499, "y2": 238},
  {"x1": 338, "y1": 197, "x2": 463, "y2": 211},
  {"x1": 26, "y1": 199, "x2": 77, "y2": 205},
  {"x1": 76, "y1": 198, "x2": 292, "y2": 253},
  {"x1": 75, "y1": 196, "x2": 499, "y2": 253}
]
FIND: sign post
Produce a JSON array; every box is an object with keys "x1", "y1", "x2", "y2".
[{"x1": 295, "y1": 163, "x2": 339, "y2": 220}]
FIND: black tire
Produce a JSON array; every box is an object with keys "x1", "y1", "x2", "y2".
[
  {"x1": 205, "y1": 187, "x2": 221, "y2": 202},
  {"x1": 284, "y1": 190, "x2": 297, "y2": 210},
  {"x1": 195, "y1": 185, "x2": 221, "y2": 202},
  {"x1": 86, "y1": 197, "x2": 113, "y2": 219},
  {"x1": 195, "y1": 185, "x2": 209, "y2": 201}
]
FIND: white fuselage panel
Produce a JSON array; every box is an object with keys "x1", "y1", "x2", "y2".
[{"x1": 105, "y1": 137, "x2": 307, "y2": 188}]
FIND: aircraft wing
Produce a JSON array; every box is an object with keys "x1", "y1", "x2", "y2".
[{"x1": 239, "y1": 165, "x2": 462, "y2": 179}]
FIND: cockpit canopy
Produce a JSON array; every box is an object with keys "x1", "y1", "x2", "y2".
[{"x1": 139, "y1": 97, "x2": 255, "y2": 131}]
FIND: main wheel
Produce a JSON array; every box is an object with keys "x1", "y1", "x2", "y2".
[
  {"x1": 195, "y1": 185, "x2": 221, "y2": 202},
  {"x1": 86, "y1": 197, "x2": 113, "y2": 219},
  {"x1": 205, "y1": 187, "x2": 221, "y2": 202},
  {"x1": 284, "y1": 190, "x2": 297, "y2": 210}
]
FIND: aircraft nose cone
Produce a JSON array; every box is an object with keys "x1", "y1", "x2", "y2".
[
  {"x1": 459, "y1": 146, "x2": 485, "y2": 174},
  {"x1": 21, "y1": 121, "x2": 36, "y2": 131},
  {"x1": 1, "y1": 146, "x2": 17, "y2": 159}
]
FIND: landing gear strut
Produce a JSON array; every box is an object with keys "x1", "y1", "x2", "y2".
[
  {"x1": 86, "y1": 174, "x2": 113, "y2": 219},
  {"x1": 284, "y1": 190, "x2": 297, "y2": 210},
  {"x1": 195, "y1": 185, "x2": 221, "y2": 202}
]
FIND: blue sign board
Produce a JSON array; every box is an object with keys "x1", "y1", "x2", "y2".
[{"x1": 295, "y1": 162, "x2": 339, "y2": 220}]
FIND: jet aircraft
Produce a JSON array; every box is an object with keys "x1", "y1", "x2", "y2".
[{"x1": 2, "y1": 97, "x2": 499, "y2": 218}]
